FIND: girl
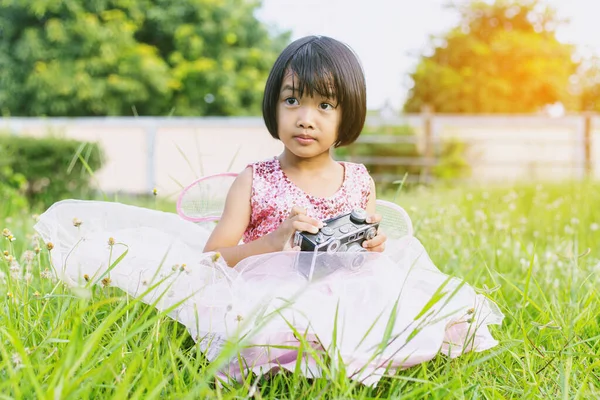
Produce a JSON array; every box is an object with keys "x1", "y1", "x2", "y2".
[
  {"x1": 203, "y1": 35, "x2": 386, "y2": 266},
  {"x1": 35, "y1": 36, "x2": 503, "y2": 386}
]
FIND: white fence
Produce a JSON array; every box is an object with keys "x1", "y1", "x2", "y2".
[{"x1": 1, "y1": 114, "x2": 598, "y2": 197}]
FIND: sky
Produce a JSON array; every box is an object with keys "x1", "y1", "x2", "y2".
[{"x1": 256, "y1": 0, "x2": 600, "y2": 111}]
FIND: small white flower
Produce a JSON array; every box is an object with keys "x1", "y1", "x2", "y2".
[
  {"x1": 11, "y1": 353, "x2": 22, "y2": 369},
  {"x1": 22, "y1": 251, "x2": 35, "y2": 263},
  {"x1": 24, "y1": 272, "x2": 33, "y2": 284},
  {"x1": 571, "y1": 218, "x2": 580, "y2": 225},
  {"x1": 591, "y1": 223, "x2": 599, "y2": 232}
]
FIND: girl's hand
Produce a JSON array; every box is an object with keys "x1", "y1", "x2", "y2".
[
  {"x1": 269, "y1": 206, "x2": 323, "y2": 251},
  {"x1": 362, "y1": 214, "x2": 386, "y2": 252}
]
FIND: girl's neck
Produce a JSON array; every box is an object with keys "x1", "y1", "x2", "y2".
[{"x1": 278, "y1": 149, "x2": 338, "y2": 173}]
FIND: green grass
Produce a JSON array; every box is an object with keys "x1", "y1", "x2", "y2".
[{"x1": 1, "y1": 181, "x2": 599, "y2": 399}]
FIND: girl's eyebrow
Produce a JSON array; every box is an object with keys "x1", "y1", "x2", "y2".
[{"x1": 280, "y1": 84, "x2": 295, "y2": 93}]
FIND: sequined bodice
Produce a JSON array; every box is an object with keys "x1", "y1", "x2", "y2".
[{"x1": 242, "y1": 157, "x2": 371, "y2": 243}]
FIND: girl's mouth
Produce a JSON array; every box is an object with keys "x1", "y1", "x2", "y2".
[{"x1": 294, "y1": 135, "x2": 316, "y2": 144}]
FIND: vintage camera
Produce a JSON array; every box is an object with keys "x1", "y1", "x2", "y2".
[
  {"x1": 292, "y1": 209, "x2": 379, "y2": 279},
  {"x1": 293, "y1": 209, "x2": 378, "y2": 253}
]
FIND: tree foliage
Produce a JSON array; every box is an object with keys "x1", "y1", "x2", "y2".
[
  {"x1": 573, "y1": 56, "x2": 600, "y2": 112},
  {"x1": 0, "y1": 0, "x2": 289, "y2": 116},
  {"x1": 404, "y1": 0, "x2": 578, "y2": 113}
]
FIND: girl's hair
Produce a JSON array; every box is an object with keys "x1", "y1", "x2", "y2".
[{"x1": 262, "y1": 36, "x2": 367, "y2": 148}]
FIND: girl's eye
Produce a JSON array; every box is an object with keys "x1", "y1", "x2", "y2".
[
  {"x1": 285, "y1": 97, "x2": 298, "y2": 106},
  {"x1": 319, "y1": 103, "x2": 334, "y2": 111}
]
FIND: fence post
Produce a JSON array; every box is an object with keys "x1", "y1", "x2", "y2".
[
  {"x1": 421, "y1": 105, "x2": 434, "y2": 182},
  {"x1": 146, "y1": 125, "x2": 157, "y2": 193},
  {"x1": 584, "y1": 112, "x2": 592, "y2": 179}
]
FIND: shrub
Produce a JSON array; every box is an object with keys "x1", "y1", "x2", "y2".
[{"x1": 0, "y1": 134, "x2": 104, "y2": 209}]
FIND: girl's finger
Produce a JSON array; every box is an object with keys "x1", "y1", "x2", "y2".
[
  {"x1": 366, "y1": 213, "x2": 382, "y2": 224},
  {"x1": 293, "y1": 214, "x2": 323, "y2": 228},
  {"x1": 292, "y1": 221, "x2": 320, "y2": 234},
  {"x1": 289, "y1": 205, "x2": 307, "y2": 217},
  {"x1": 363, "y1": 232, "x2": 387, "y2": 248}
]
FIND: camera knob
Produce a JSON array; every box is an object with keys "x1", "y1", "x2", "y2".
[
  {"x1": 349, "y1": 209, "x2": 367, "y2": 224},
  {"x1": 365, "y1": 227, "x2": 377, "y2": 240},
  {"x1": 321, "y1": 226, "x2": 334, "y2": 236}
]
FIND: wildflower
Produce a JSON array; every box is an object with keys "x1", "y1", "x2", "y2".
[
  {"x1": 3, "y1": 250, "x2": 8, "y2": 257},
  {"x1": 30, "y1": 234, "x2": 40, "y2": 246},
  {"x1": 34, "y1": 291, "x2": 41, "y2": 297},
  {"x1": 101, "y1": 277, "x2": 111, "y2": 287},
  {"x1": 72, "y1": 218, "x2": 82, "y2": 227},
  {"x1": 34, "y1": 247, "x2": 41, "y2": 254},
  {"x1": 108, "y1": 237, "x2": 115, "y2": 246},
  {"x1": 152, "y1": 188, "x2": 158, "y2": 196},
  {"x1": 7, "y1": 292, "x2": 13, "y2": 298},
  {"x1": 9, "y1": 262, "x2": 21, "y2": 279},
  {"x1": 40, "y1": 268, "x2": 52, "y2": 279},
  {"x1": 466, "y1": 318, "x2": 474, "y2": 324},
  {"x1": 180, "y1": 263, "x2": 190, "y2": 274},
  {"x1": 22, "y1": 251, "x2": 35, "y2": 263},
  {"x1": 7, "y1": 234, "x2": 16, "y2": 242},
  {"x1": 211, "y1": 252, "x2": 221, "y2": 263},
  {"x1": 46, "y1": 242, "x2": 54, "y2": 251},
  {"x1": 4, "y1": 254, "x2": 14, "y2": 263},
  {"x1": 172, "y1": 264, "x2": 180, "y2": 271},
  {"x1": 11, "y1": 352, "x2": 22, "y2": 369},
  {"x1": 236, "y1": 314, "x2": 244, "y2": 322},
  {"x1": 24, "y1": 272, "x2": 33, "y2": 284},
  {"x1": 83, "y1": 274, "x2": 90, "y2": 282},
  {"x1": 467, "y1": 307, "x2": 475, "y2": 315},
  {"x1": 2, "y1": 228, "x2": 11, "y2": 237},
  {"x1": 591, "y1": 223, "x2": 599, "y2": 232}
]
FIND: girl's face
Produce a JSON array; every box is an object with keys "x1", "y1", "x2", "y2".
[{"x1": 276, "y1": 71, "x2": 341, "y2": 159}]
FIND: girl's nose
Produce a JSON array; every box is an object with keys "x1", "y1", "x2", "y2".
[{"x1": 296, "y1": 107, "x2": 315, "y2": 130}]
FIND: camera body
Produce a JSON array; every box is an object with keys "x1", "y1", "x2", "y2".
[{"x1": 293, "y1": 209, "x2": 378, "y2": 255}]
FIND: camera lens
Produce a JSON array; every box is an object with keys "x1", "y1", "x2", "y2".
[
  {"x1": 327, "y1": 239, "x2": 340, "y2": 254},
  {"x1": 346, "y1": 242, "x2": 367, "y2": 253},
  {"x1": 345, "y1": 242, "x2": 366, "y2": 270}
]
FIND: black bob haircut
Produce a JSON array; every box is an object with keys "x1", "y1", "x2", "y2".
[{"x1": 262, "y1": 36, "x2": 367, "y2": 148}]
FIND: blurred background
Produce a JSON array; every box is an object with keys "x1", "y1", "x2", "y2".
[{"x1": 1, "y1": 0, "x2": 599, "y2": 209}]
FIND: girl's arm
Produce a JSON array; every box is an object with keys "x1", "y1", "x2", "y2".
[
  {"x1": 362, "y1": 177, "x2": 387, "y2": 252},
  {"x1": 203, "y1": 167, "x2": 322, "y2": 266}
]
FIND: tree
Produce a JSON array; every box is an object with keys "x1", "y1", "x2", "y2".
[
  {"x1": 403, "y1": 0, "x2": 578, "y2": 114},
  {"x1": 572, "y1": 56, "x2": 600, "y2": 112},
  {"x1": 0, "y1": 0, "x2": 289, "y2": 116}
]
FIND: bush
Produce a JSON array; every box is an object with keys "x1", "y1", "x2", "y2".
[{"x1": 0, "y1": 134, "x2": 104, "y2": 209}]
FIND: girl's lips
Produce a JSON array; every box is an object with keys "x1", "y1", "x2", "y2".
[{"x1": 294, "y1": 136, "x2": 315, "y2": 144}]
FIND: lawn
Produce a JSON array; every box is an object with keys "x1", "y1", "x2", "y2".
[{"x1": 1, "y1": 181, "x2": 598, "y2": 399}]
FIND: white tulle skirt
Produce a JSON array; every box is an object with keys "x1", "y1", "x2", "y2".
[{"x1": 35, "y1": 200, "x2": 503, "y2": 386}]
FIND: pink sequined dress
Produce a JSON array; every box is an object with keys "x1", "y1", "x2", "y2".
[{"x1": 34, "y1": 156, "x2": 503, "y2": 386}]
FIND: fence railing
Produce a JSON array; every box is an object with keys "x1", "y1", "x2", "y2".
[{"x1": 1, "y1": 113, "x2": 598, "y2": 195}]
